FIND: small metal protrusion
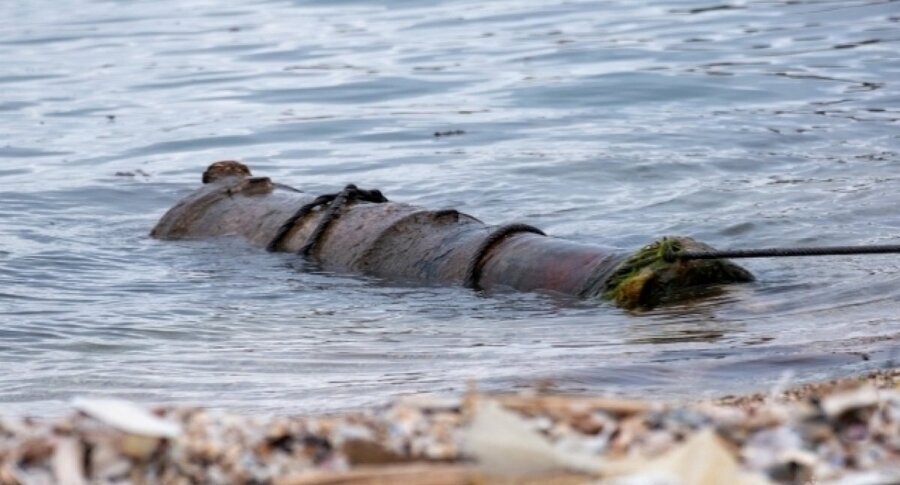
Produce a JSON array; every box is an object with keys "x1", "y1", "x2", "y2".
[{"x1": 202, "y1": 160, "x2": 251, "y2": 184}]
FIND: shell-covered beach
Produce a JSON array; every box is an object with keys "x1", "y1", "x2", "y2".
[{"x1": 1, "y1": 370, "x2": 898, "y2": 483}]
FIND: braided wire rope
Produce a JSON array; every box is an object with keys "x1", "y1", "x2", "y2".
[
  {"x1": 298, "y1": 185, "x2": 387, "y2": 256},
  {"x1": 266, "y1": 184, "x2": 387, "y2": 253}
]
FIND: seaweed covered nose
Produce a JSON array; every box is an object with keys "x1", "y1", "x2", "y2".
[{"x1": 603, "y1": 237, "x2": 754, "y2": 310}]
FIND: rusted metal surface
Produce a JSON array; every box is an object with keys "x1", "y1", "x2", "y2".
[
  {"x1": 152, "y1": 161, "x2": 753, "y2": 308},
  {"x1": 479, "y1": 234, "x2": 627, "y2": 297}
]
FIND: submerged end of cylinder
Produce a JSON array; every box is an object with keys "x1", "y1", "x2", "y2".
[{"x1": 602, "y1": 236, "x2": 754, "y2": 310}]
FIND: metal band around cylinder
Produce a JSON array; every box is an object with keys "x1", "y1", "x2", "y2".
[{"x1": 464, "y1": 223, "x2": 546, "y2": 291}]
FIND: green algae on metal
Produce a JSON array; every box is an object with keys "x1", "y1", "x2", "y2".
[{"x1": 602, "y1": 237, "x2": 755, "y2": 309}]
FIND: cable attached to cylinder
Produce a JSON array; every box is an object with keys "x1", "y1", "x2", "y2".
[{"x1": 665, "y1": 244, "x2": 900, "y2": 262}]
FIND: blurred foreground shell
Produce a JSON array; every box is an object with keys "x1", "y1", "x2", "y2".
[{"x1": 72, "y1": 397, "x2": 180, "y2": 438}]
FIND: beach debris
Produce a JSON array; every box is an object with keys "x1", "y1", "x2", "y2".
[
  {"x1": 433, "y1": 129, "x2": 465, "y2": 137},
  {"x1": 611, "y1": 428, "x2": 772, "y2": 485},
  {"x1": 51, "y1": 438, "x2": 85, "y2": 485},
  {"x1": 114, "y1": 169, "x2": 150, "y2": 178},
  {"x1": 463, "y1": 401, "x2": 772, "y2": 484},
  {"x1": 0, "y1": 369, "x2": 896, "y2": 484},
  {"x1": 820, "y1": 386, "x2": 900, "y2": 418},
  {"x1": 463, "y1": 399, "x2": 608, "y2": 475},
  {"x1": 72, "y1": 397, "x2": 180, "y2": 438}
]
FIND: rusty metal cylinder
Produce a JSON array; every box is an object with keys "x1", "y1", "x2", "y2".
[{"x1": 152, "y1": 162, "x2": 754, "y2": 308}]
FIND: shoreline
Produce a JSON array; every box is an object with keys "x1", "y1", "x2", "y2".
[{"x1": 1, "y1": 368, "x2": 898, "y2": 484}]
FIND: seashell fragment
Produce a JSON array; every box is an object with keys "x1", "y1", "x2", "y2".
[
  {"x1": 820, "y1": 387, "x2": 900, "y2": 418},
  {"x1": 463, "y1": 399, "x2": 609, "y2": 476},
  {"x1": 612, "y1": 428, "x2": 773, "y2": 485},
  {"x1": 71, "y1": 397, "x2": 180, "y2": 438},
  {"x1": 51, "y1": 438, "x2": 86, "y2": 485}
]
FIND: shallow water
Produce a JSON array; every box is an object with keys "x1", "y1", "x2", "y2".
[{"x1": 2, "y1": 0, "x2": 899, "y2": 415}]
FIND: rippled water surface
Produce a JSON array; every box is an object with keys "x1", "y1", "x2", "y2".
[{"x1": 2, "y1": 0, "x2": 900, "y2": 415}]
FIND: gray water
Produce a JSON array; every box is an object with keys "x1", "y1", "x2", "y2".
[{"x1": 2, "y1": 0, "x2": 899, "y2": 416}]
